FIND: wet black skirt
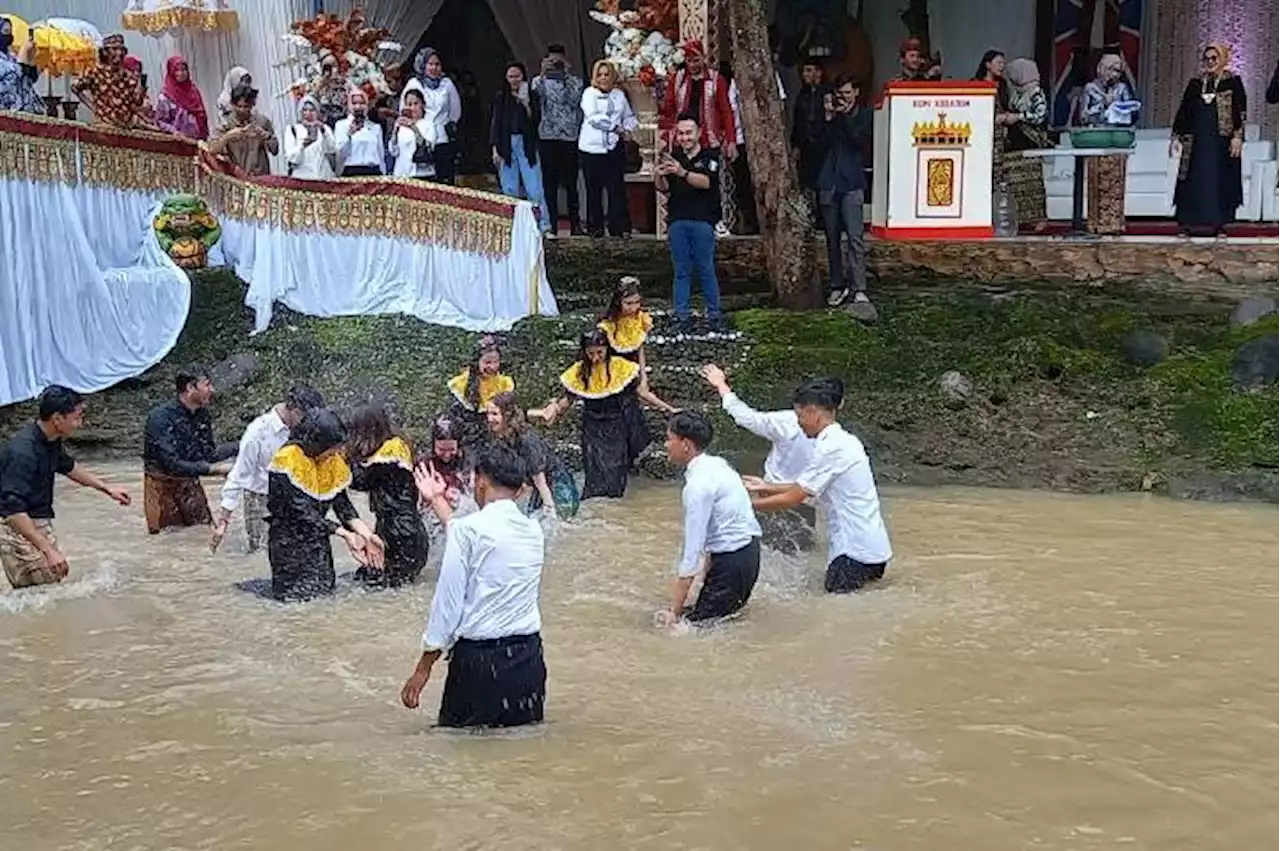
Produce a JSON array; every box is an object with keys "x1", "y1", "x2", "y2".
[
  {"x1": 439, "y1": 632, "x2": 546, "y2": 728},
  {"x1": 687, "y1": 538, "x2": 761, "y2": 623}
]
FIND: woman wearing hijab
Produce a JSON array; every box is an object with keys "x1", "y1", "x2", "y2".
[
  {"x1": 1171, "y1": 42, "x2": 1247, "y2": 237},
  {"x1": 155, "y1": 56, "x2": 209, "y2": 139},
  {"x1": 284, "y1": 95, "x2": 338, "y2": 180},
  {"x1": 411, "y1": 48, "x2": 462, "y2": 184},
  {"x1": 1001, "y1": 58, "x2": 1050, "y2": 231},
  {"x1": 0, "y1": 17, "x2": 42, "y2": 115},
  {"x1": 389, "y1": 79, "x2": 440, "y2": 180},
  {"x1": 334, "y1": 88, "x2": 386, "y2": 176},
  {"x1": 217, "y1": 66, "x2": 251, "y2": 120},
  {"x1": 1081, "y1": 53, "x2": 1139, "y2": 234}
]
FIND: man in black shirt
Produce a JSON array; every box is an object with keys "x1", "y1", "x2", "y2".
[
  {"x1": 790, "y1": 59, "x2": 830, "y2": 191},
  {"x1": 656, "y1": 112, "x2": 725, "y2": 331},
  {"x1": 0, "y1": 386, "x2": 131, "y2": 589},
  {"x1": 816, "y1": 74, "x2": 873, "y2": 309},
  {"x1": 142, "y1": 365, "x2": 235, "y2": 534}
]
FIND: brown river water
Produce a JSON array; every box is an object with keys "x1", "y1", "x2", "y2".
[{"x1": 0, "y1": 461, "x2": 1275, "y2": 851}]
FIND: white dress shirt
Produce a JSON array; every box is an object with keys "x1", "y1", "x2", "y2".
[
  {"x1": 422, "y1": 498, "x2": 544, "y2": 652},
  {"x1": 677, "y1": 453, "x2": 762, "y2": 577},
  {"x1": 419, "y1": 77, "x2": 462, "y2": 138},
  {"x1": 283, "y1": 123, "x2": 337, "y2": 180},
  {"x1": 389, "y1": 118, "x2": 439, "y2": 178},
  {"x1": 333, "y1": 116, "x2": 386, "y2": 173},
  {"x1": 796, "y1": 423, "x2": 892, "y2": 566},
  {"x1": 727, "y1": 75, "x2": 785, "y2": 145},
  {"x1": 577, "y1": 86, "x2": 638, "y2": 154},
  {"x1": 219, "y1": 408, "x2": 290, "y2": 512},
  {"x1": 721, "y1": 392, "x2": 813, "y2": 483}
]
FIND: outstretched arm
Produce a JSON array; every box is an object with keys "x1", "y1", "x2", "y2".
[{"x1": 66, "y1": 464, "x2": 130, "y2": 506}]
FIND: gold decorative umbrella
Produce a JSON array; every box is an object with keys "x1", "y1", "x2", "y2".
[
  {"x1": 122, "y1": 0, "x2": 238, "y2": 37},
  {"x1": 29, "y1": 17, "x2": 100, "y2": 76}
]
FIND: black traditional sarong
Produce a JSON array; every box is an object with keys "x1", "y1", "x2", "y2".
[
  {"x1": 686, "y1": 537, "x2": 761, "y2": 623},
  {"x1": 351, "y1": 437, "x2": 429, "y2": 588},
  {"x1": 825, "y1": 555, "x2": 886, "y2": 594},
  {"x1": 439, "y1": 633, "x2": 547, "y2": 728}
]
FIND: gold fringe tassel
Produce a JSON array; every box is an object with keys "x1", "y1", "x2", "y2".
[{"x1": 121, "y1": 7, "x2": 239, "y2": 35}]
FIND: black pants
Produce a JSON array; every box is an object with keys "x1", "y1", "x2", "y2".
[
  {"x1": 341, "y1": 164, "x2": 382, "y2": 177},
  {"x1": 439, "y1": 633, "x2": 546, "y2": 728},
  {"x1": 539, "y1": 139, "x2": 580, "y2": 232},
  {"x1": 825, "y1": 555, "x2": 885, "y2": 594},
  {"x1": 430, "y1": 141, "x2": 457, "y2": 185},
  {"x1": 581, "y1": 145, "x2": 630, "y2": 237},
  {"x1": 687, "y1": 538, "x2": 761, "y2": 623}
]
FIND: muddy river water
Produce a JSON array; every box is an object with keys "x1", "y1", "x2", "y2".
[{"x1": 0, "y1": 461, "x2": 1275, "y2": 850}]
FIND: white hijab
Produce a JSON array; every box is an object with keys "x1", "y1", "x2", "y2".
[{"x1": 217, "y1": 66, "x2": 250, "y2": 115}]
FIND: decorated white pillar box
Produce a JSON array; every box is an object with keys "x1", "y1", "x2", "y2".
[{"x1": 871, "y1": 81, "x2": 997, "y2": 239}]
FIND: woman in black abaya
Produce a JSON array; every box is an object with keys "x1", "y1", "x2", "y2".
[{"x1": 1171, "y1": 42, "x2": 1246, "y2": 237}]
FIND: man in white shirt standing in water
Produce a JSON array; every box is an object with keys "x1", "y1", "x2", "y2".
[
  {"x1": 745, "y1": 377, "x2": 892, "y2": 593},
  {"x1": 211, "y1": 384, "x2": 323, "y2": 553},
  {"x1": 402, "y1": 444, "x2": 546, "y2": 728},
  {"x1": 699, "y1": 363, "x2": 819, "y2": 554},
  {"x1": 659, "y1": 411, "x2": 762, "y2": 627}
]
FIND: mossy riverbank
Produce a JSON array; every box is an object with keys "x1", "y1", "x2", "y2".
[{"x1": 1, "y1": 267, "x2": 1275, "y2": 502}]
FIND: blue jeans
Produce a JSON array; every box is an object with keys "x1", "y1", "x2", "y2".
[
  {"x1": 667, "y1": 219, "x2": 721, "y2": 318},
  {"x1": 499, "y1": 135, "x2": 551, "y2": 232}
]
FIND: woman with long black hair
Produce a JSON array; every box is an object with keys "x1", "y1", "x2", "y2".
[
  {"x1": 530, "y1": 329, "x2": 677, "y2": 499},
  {"x1": 485, "y1": 391, "x2": 579, "y2": 519},
  {"x1": 264, "y1": 408, "x2": 383, "y2": 601},
  {"x1": 446, "y1": 336, "x2": 515, "y2": 449},
  {"x1": 597, "y1": 275, "x2": 676, "y2": 430},
  {"x1": 345, "y1": 402, "x2": 429, "y2": 588}
]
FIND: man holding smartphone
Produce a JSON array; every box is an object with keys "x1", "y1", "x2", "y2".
[
  {"x1": 816, "y1": 74, "x2": 873, "y2": 310},
  {"x1": 655, "y1": 113, "x2": 726, "y2": 332}
]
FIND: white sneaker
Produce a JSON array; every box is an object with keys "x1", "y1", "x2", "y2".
[
  {"x1": 715, "y1": 222, "x2": 730, "y2": 239},
  {"x1": 852, "y1": 291, "x2": 870, "y2": 304},
  {"x1": 826, "y1": 288, "x2": 849, "y2": 307}
]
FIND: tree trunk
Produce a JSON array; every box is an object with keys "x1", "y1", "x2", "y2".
[{"x1": 727, "y1": 0, "x2": 820, "y2": 311}]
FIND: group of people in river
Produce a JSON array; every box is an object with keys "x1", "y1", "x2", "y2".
[{"x1": 0, "y1": 278, "x2": 891, "y2": 731}]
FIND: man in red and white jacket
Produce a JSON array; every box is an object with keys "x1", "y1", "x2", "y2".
[{"x1": 660, "y1": 39, "x2": 737, "y2": 163}]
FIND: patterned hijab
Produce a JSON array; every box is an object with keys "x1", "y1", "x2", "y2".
[{"x1": 413, "y1": 47, "x2": 442, "y2": 89}]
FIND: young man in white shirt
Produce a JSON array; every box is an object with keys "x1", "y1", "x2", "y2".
[
  {"x1": 211, "y1": 384, "x2": 323, "y2": 553},
  {"x1": 699, "y1": 363, "x2": 819, "y2": 554},
  {"x1": 401, "y1": 443, "x2": 546, "y2": 729},
  {"x1": 745, "y1": 378, "x2": 891, "y2": 593},
  {"x1": 659, "y1": 411, "x2": 762, "y2": 627}
]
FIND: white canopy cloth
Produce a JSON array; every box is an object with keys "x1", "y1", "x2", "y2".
[{"x1": 0, "y1": 172, "x2": 191, "y2": 407}]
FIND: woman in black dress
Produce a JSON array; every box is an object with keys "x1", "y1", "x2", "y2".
[
  {"x1": 265, "y1": 409, "x2": 383, "y2": 601},
  {"x1": 530, "y1": 329, "x2": 677, "y2": 499},
  {"x1": 446, "y1": 336, "x2": 515, "y2": 450},
  {"x1": 485, "y1": 390, "x2": 579, "y2": 519},
  {"x1": 346, "y1": 403, "x2": 429, "y2": 588},
  {"x1": 1171, "y1": 42, "x2": 1247, "y2": 237}
]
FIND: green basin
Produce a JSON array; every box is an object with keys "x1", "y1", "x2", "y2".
[{"x1": 1070, "y1": 128, "x2": 1136, "y2": 149}]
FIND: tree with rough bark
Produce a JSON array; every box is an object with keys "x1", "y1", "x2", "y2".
[{"x1": 727, "y1": 0, "x2": 820, "y2": 310}]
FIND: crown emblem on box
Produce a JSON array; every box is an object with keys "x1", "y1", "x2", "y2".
[{"x1": 911, "y1": 113, "x2": 972, "y2": 147}]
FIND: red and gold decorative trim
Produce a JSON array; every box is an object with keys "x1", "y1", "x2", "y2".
[
  {"x1": 0, "y1": 112, "x2": 197, "y2": 191},
  {"x1": 122, "y1": 6, "x2": 238, "y2": 35},
  {"x1": 197, "y1": 149, "x2": 517, "y2": 256}
]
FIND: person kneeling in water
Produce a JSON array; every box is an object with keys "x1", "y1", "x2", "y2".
[
  {"x1": 401, "y1": 443, "x2": 547, "y2": 728},
  {"x1": 265, "y1": 409, "x2": 384, "y2": 601},
  {"x1": 745, "y1": 378, "x2": 892, "y2": 593},
  {"x1": 659, "y1": 411, "x2": 761, "y2": 628}
]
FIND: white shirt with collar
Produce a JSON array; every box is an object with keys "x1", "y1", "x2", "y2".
[
  {"x1": 796, "y1": 422, "x2": 892, "y2": 566},
  {"x1": 333, "y1": 115, "x2": 386, "y2": 173},
  {"x1": 422, "y1": 498, "x2": 544, "y2": 652},
  {"x1": 219, "y1": 407, "x2": 290, "y2": 512},
  {"x1": 677, "y1": 453, "x2": 762, "y2": 577},
  {"x1": 720, "y1": 392, "x2": 813, "y2": 483}
]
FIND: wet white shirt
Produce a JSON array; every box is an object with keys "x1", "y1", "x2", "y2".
[
  {"x1": 333, "y1": 116, "x2": 385, "y2": 173},
  {"x1": 796, "y1": 423, "x2": 892, "y2": 566},
  {"x1": 219, "y1": 408, "x2": 289, "y2": 512},
  {"x1": 720, "y1": 392, "x2": 813, "y2": 483},
  {"x1": 422, "y1": 498, "x2": 544, "y2": 652},
  {"x1": 678, "y1": 453, "x2": 762, "y2": 577}
]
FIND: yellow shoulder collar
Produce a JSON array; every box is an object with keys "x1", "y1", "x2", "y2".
[
  {"x1": 269, "y1": 444, "x2": 352, "y2": 500},
  {"x1": 598, "y1": 311, "x2": 653, "y2": 354},
  {"x1": 559, "y1": 356, "x2": 640, "y2": 399},
  {"x1": 447, "y1": 370, "x2": 515, "y2": 411},
  {"x1": 364, "y1": 436, "x2": 413, "y2": 470}
]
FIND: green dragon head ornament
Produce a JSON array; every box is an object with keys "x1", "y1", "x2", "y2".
[{"x1": 153, "y1": 194, "x2": 222, "y2": 270}]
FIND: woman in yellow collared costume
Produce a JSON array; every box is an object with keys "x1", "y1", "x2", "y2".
[
  {"x1": 446, "y1": 335, "x2": 514, "y2": 448},
  {"x1": 531, "y1": 328, "x2": 678, "y2": 499},
  {"x1": 346, "y1": 402, "x2": 429, "y2": 588},
  {"x1": 265, "y1": 408, "x2": 383, "y2": 601}
]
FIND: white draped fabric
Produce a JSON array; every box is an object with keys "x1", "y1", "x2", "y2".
[
  {"x1": 0, "y1": 178, "x2": 190, "y2": 407},
  {"x1": 216, "y1": 202, "x2": 557, "y2": 335}
]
